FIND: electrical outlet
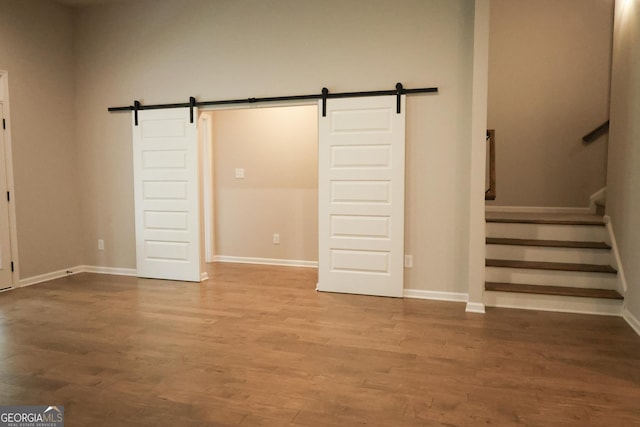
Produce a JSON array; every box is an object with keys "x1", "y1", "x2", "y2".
[
  {"x1": 98, "y1": 239, "x2": 105, "y2": 250},
  {"x1": 273, "y1": 233, "x2": 280, "y2": 244},
  {"x1": 235, "y1": 168, "x2": 245, "y2": 179},
  {"x1": 404, "y1": 254, "x2": 413, "y2": 268}
]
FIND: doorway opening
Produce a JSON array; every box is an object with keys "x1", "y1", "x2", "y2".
[{"x1": 199, "y1": 104, "x2": 319, "y2": 269}]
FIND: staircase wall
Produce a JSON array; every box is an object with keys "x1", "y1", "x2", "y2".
[
  {"x1": 487, "y1": 0, "x2": 613, "y2": 207},
  {"x1": 607, "y1": 0, "x2": 640, "y2": 332}
]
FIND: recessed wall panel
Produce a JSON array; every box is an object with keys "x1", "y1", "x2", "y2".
[
  {"x1": 331, "y1": 215, "x2": 390, "y2": 239},
  {"x1": 331, "y1": 145, "x2": 391, "y2": 168},
  {"x1": 145, "y1": 241, "x2": 189, "y2": 261},
  {"x1": 142, "y1": 150, "x2": 187, "y2": 169},
  {"x1": 144, "y1": 211, "x2": 188, "y2": 230},
  {"x1": 142, "y1": 119, "x2": 186, "y2": 139},
  {"x1": 331, "y1": 249, "x2": 389, "y2": 274},
  {"x1": 143, "y1": 181, "x2": 188, "y2": 200},
  {"x1": 331, "y1": 181, "x2": 390, "y2": 204},
  {"x1": 330, "y1": 108, "x2": 392, "y2": 133}
]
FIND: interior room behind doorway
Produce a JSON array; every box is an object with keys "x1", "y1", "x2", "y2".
[{"x1": 203, "y1": 105, "x2": 318, "y2": 267}]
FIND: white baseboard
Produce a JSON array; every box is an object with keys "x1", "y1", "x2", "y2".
[
  {"x1": 623, "y1": 307, "x2": 640, "y2": 336},
  {"x1": 15, "y1": 265, "x2": 214, "y2": 289},
  {"x1": 18, "y1": 266, "x2": 83, "y2": 287},
  {"x1": 465, "y1": 302, "x2": 486, "y2": 313},
  {"x1": 403, "y1": 288, "x2": 468, "y2": 302},
  {"x1": 80, "y1": 265, "x2": 137, "y2": 276},
  {"x1": 84, "y1": 266, "x2": 206, "y2": 281},
  {"x1": 485, "y1": 206, "x2": 592, "y2": 214},
  {"x1": 214, "y1": 255, "x2": 318, "y2": 268}
]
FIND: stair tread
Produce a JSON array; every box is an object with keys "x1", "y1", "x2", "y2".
[
  {"x1": 486, "y1": 259, "x2": 617, "y2": 274},
  {"x1": 487, "y1": 217, "x2": 605, "y2": 226},
  {"x1": 486, "y1": 212, "x2": 605, "y2": 226},
  {"x1": 485, "y1": 282, "x2": 623, "y2": 300},
  {"x1": 486, "y1": 237, "x2": 611, "y2": 249}
]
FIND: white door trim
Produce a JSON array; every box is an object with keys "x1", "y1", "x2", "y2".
[
  {"x1": 0, "y1": 70, "x2": 20, "y2": 286},
  {"x1": 198, "y1": 100, "x2": 317, "y2": 113},
  {"x1": 199, "y1": 113, "x2": 215, "y2": 263}
]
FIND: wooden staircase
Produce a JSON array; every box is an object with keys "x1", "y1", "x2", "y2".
[{"x1": 485, "y1": 212, "x2": 623, "y2": 315}]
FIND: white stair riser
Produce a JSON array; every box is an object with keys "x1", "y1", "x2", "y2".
[
  {"x1": 486, "y1": 267, "x2": 617, "y2": 289},
  {"x1": 484, "y1": 290, "x2": 622, "y2": 316},
  {"x1": 486, "y1": 245, "x2": 611, "y2": 265},
  {"x1": 487, "y1": 223, "x2": 605, "y2": 241}
]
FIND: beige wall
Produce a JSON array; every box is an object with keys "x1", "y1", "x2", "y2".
[
  {"x1": 0, "y1": 1, "x2": 83, "y2": 279},
  {"x1": 487, "y1": 0, "x2": 613, "y2": 207},
  {"x1": 74, "y1": 0, "x2": 476, "y2": 293},
  {"x1": 207, "y1": 106, "x2": 318, "y2": 262},
  {"x1": 608, "y1": 0, "x2": 640, "y2": 321}
]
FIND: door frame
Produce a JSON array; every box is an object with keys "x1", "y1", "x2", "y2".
[
  {"x1": 0, "y1": 70, "x2": 20, "y2": 287},
  {"x1": 199, "y1": 113, "x2": 215, "y2": 263}
]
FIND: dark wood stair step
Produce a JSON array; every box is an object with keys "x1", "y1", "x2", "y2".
[
  {"x1": 485, "y1": 212, "x2": 606, "y2": 226},
  {"x1": 485, "y1": 282, "x2": 623, "y2": 300},
  {"x1": 486, "y1": 217, "x2": 605, "y2": 226},
  {"x1": 486, "y1": 259, "x2": 617, "y2": 274},
  {"x1": 486, "y1": 237, "x2": 611, "y2": 250}
]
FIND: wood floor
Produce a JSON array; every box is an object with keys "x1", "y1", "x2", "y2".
[{"x1": 1, "y1": 263, "x2": 639, "y2": 426}]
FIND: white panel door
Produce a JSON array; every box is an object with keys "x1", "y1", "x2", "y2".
[
  {"x1": 132, "y1": 108, "x2": 202, "y2": 282},
  {"x1": 0, "y1": 104, "x2": 12, "y2": 289},
  {"x1": 318, "y1": 95, "x2": 405, "y2": 297}
]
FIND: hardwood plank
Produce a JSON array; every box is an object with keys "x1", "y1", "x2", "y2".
[
  {"x1": 486, "y1": 237, "x2": 611, "y2": 249},
  {"x1": 486, "y1": 258, "x2": 617, "y2": 273},
  {"x1": 485, "y1": 282, "x2": 624, "y2": 299},
  {"x1": 0, "y1": 263, "x2": 639, "y2": 426}
]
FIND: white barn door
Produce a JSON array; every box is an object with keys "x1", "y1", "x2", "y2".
[
  {"x1": 132, "y1": 108, "x2": 202, "y2": 282},
  {"x1": 318, "y1": 95, "x2": 405, "y2": 297}
]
